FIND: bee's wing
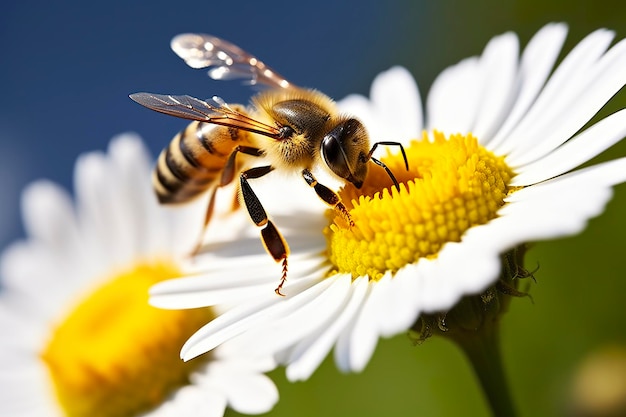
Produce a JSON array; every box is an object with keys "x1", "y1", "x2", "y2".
[
  {"x1": 129, "y1": 92, "x2": 283, "y2": 139},
  {"x1": 171, "y1": 33, "x2": 294, "y2": 90}
]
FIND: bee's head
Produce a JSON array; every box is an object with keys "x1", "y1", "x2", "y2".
[{"x1": 320, "y1": 118, "x2": 369, "y2": 188}]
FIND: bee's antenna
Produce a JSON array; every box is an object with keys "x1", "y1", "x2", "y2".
[{"x1": 362, "y1": 141, "x2": 409, "y2": 191}]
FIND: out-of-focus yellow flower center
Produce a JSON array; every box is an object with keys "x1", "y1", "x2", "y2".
[
  {"x1": 326, "y1": 131, "x2": 514, "y2": 280},
  {"x1": 40, "y1": 261, "x2": 214, "y2": 417}
]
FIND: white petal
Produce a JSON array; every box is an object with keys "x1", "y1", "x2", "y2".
[
  {"x1": 411, "y1": 256, "x2": 453, "y2": 313},
  {"x1": 472, "y1": 31, "x2": 519, "y2": 143},
  {"x1": 151, "y1": 268, "x2": 283, "y2": 309},
  {"x1": 509, "y1": 157, "x2": 626, "y2": 200},
  {"x1": 198, "y1": 391, "x2": 229, "y2": 417},
  {"x1": 201, "y1": 361, "x2": 278, "y2": 415},
  {"x1": 224, "y1": 274, "x2": 354, "y2": 358},
  {"x1": 0, "y1": 361, "x2": 58, "y2": 417},
  {"x1": 168, "y1": 198, "x2": 210, "y2": 256},
  {"x1": 377, "y1": 266, "x2": 421, "y2": 337},
  {"x1": 491, "y1": 194, "x2": 610, "y2": 249},
  {"x1": 212, "y1": 347, "x2": 277, "y2": 372},
  {"x1": 179, "y1": 276, "x2": 338, "y2": 361},
  {"x1": 165, "y1": 384, "x2": 226, "y2": 417},
  {"x1": 286, "y1": 276, "x2": 368, "y2": 381},
  {"x1": 430, "y1": 236, "x2": 501, "y2": 305},
  {"x1": 1, "y1": 241, "x2": 52, "y2": 295},
  {"x1": 106, "y1": 133, "x2": 165, "y2": 257},
  {"x1": 0, "y1": 395, "x2": 58, "y2": 417},
  {"x1": 508, "y1": 37, "x2": 626, "y2": 166},
  {"x1": 14, "y1": 180, "x2": 86, "y2": 298},
  {"x1": 512, "y1": 109, "x2": 626, "y2": 185},
  {"x1": 370, "y1": 66, "x2": 422, "y2": 140},
  {"x1": 426, "y1": 57, "x2": 481, "y2": 134},
  {"x1": 488, "y1": 23, "x2": 568, "y2": 148},
  {"x1": 337, "y1": 94, "x2": 376, "y2": 128},
  {"x1": 180, "y1": 297, "x2": 284, "y2": 361},
  {"x1": 337, "y1": 66, "x2": 422, "y2": 146},
  {"x1": 21, "y1": 181, "x2": 79, "y2": 252},
  {"x1": 73, "y1": 151, "x2": 122, "y2": 274},
  {"x1": 494, "y1": 158, "x2": 626, "y2": 247},
  {"x1": 0, "y1": 242, "x2": 78, "y2": 320},
  {"x1": 151, "y1": 255, "x2": 326, "y2": 309},
  {"x1": 334, "y1": 280, "x2": 381, "y2": 372},
  {"x1": 494, "y1": 28, "x2": 616, "y2": 158}
]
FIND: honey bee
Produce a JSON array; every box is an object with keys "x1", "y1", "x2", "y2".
[{"x1": 130, "y1": 34, "x2": 407, "y2": 296}]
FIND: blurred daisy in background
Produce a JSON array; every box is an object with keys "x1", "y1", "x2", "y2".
[
  {"x1": 0, "y1": 134, "x2": 278, "y2": 417},
  {"x1": 151, "y1": 22, "x2": 626, "y2": 384}
]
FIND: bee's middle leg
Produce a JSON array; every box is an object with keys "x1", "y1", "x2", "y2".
[{"x1": 240, "y1": 165, "x2": 290, "y2": 296}]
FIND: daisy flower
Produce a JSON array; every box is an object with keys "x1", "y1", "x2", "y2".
[
  {"x1": 0, "y1": 134, "x2": 278, "y2": 417},
  {"x1": 150, "y1": 23, "x2": 626, "y2": 382}
]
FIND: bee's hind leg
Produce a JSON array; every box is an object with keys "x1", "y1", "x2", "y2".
[
  {"x1": 188, "y1": 187, "x2": 219, "y2": 257},
  {"x1": 190, "y1": 145, "x2": 264, "y2": 256}
]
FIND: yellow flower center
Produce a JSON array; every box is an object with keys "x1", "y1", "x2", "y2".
[
  {"x1": 40, "y1": 261, "x2": 214, "y2": 417},
  {"x1": 326, "y1": 131, "x2": 514, "y2": 280}
]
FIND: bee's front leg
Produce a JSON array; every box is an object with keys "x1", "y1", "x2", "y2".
[{"x1": 301, "y1": 169, "x2": 354, "y2": 227}]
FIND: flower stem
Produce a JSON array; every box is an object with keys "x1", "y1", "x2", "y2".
[
  {"x1": 451, "y1": 321, "x2": 517, "y2": 417},
  {"x1": 413, "y1": 248, "x2": 530, "y2": 416}
]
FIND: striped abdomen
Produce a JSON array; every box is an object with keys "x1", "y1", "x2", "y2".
[{"x1": 153, "y1": 120, "x2": 251, "y2": 204}]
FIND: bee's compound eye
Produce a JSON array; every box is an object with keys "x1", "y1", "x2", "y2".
[
  {"x1": 322, "y1": 129, "x2": 349, "y2": 179},
  {"x1": 321, "y1": 119, "x2": 364, "y2": 187}
]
